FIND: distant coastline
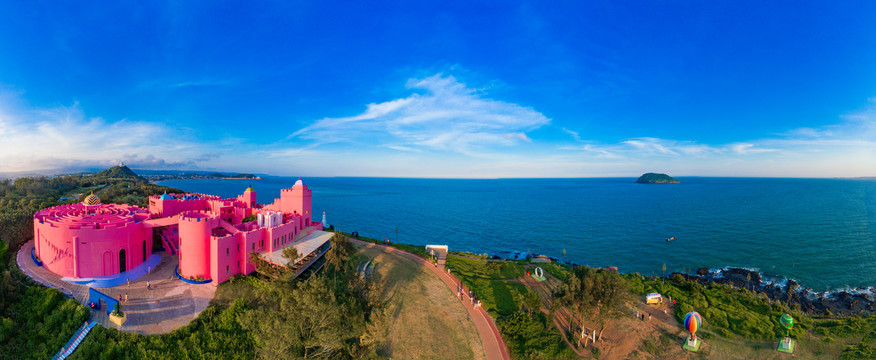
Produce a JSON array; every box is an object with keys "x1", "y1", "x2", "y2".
[{"x1": 141, "y1": 172, "x2": 261, "y2": 182}]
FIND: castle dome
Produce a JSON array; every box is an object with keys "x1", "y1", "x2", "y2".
[
  {"x1": 245, "y1": 186, "x2": 255, "y2": 192},
  {"x1": 294, "y1": 178, "x2": 304, "y2": 186},
  {"x1": 159, "y1": 192, "x2": 174, "y2": 200},
  {"x1": 83, "y1": 192, "x2": 101, "y2": 206}
]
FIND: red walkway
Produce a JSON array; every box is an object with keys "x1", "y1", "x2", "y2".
[{"x1": 352, "y1": 239, "x2": 511, "y2": 360}]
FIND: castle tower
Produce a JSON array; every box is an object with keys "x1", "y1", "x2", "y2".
[
  {"x1": 178, "y1": 212, "x2": 218, "y2": 279},
  {"x1": 243, "y1": 186, "x2": 257, "y2": 207},
  {"x1": 280, "y1": 178, "x2": 313, "y2": 226}
]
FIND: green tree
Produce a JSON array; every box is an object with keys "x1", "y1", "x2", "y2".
[
  {"x1": 282, "y1": 246, "x2": 301, "y2": 267},
  {"x1": 662, "y1": 263, "x2": 667, "y2": 283},
  {"x1": 523, "y1": 291, "x2": 541, "y2": 314},
  {"x1": 554, "y1": 266, "x2": 630, "y2": 346},
  {"x1": 325, "y1": 232, "x2": 354, "y2": 274}
]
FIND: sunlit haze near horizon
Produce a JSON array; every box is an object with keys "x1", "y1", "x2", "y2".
[{"x1": 0, "y1": 2, "x2": 874, "y2": 178}]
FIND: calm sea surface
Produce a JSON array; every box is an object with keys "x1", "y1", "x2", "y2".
[{"x1": 157, "y1": 177, "x2": 876, "y2": 291}]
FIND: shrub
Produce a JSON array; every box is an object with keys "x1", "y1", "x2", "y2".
[{"x1": 112, "y1": 301, "x2": 124, "y2": 317}]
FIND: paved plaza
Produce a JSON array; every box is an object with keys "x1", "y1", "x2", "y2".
[{"x1": 17, "y1": 240, "x2": 216, "y2": 334}]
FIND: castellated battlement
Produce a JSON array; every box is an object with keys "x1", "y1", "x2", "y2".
[
  {"x1": 235, "y1": 222, "x2": 262, "y2": 234},
  {"x1": 179, "y1": 210, "x2": 218, "y2": 222}
]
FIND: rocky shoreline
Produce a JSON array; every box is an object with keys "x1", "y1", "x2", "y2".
[
  {"x1": 684, "y1": 267, "x2": 876, "y2": 316},
  {"x1": 493, "y1": 251, "x2": 876, "y2": 317}
]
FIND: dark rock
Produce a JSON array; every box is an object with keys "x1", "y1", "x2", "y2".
[{"x1": 678, "y1": 267, "x2": 876, "y2": 317}]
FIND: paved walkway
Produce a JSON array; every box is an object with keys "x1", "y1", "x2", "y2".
[
  {"x1": 352, "y1": 239, "x2": 511, "y2": 360},
  {"x1": 17, "y1": 240, "x2": 216, "y2": 334}
]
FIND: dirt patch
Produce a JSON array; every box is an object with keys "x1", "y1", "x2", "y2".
[{"x1": 357, "y1": 245, "x2": 486, "y2": 360}]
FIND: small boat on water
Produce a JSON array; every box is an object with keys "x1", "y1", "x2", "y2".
[{"x1": 666, "y1": 236, "x2": 676, "y2": 242}]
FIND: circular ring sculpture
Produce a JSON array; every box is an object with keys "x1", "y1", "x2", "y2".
[
  {"x1": 534, "y1": 267, "x2": 544, "y2": 278},
  {"x1": 684, "y1": 311, "x2": 702, "y2": 339}
]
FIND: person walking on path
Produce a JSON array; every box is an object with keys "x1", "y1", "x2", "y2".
[{"x1": 125, "y1": 292, "x2": 129, "y2": 303}]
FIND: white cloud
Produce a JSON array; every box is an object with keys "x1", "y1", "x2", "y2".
[
  {"x1": 561, "y1": 127, "x2": 583, "y2": 142},
  {"x1": 290, "y1": 74, "x2": 550, "y2": 154},
  {"x1": 555, "y1": 102, "x2": 876, "y2": 177},
  {"x1": 3, "y1": 73, "x2": 874, "y2": 178},
  {"x1": 728, "y1": 143, "x2": 776, "y2": 155},
  {"x1": 622, "y1": 138, "x2": 680, "y2": 155},
  {"x1": 0, "y1": 93, "x2": 217, "y2": 172}
]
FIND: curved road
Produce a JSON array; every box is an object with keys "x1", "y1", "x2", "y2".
[{"x1": 352, "y1": 239, "x2": 511, "y2": 360}]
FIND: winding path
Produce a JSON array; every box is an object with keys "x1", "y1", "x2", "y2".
[{"x1": 351, "y1": 239, "x2": 511, "y2": 360}]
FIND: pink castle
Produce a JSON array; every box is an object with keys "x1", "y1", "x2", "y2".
[{"x1": 33, "y1": 179, "x2": 323, "y2": 284}]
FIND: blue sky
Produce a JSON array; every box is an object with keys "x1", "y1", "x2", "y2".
[{"x1": 0, "y1": 2, "x2": 874, "y2": 177}]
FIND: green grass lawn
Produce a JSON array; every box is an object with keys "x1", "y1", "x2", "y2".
[
  {"x1": 446, "y1": 255, "x2": 524, "y2": 280},
  {"x1": 445, "y1": 256, "x2": 529, "y2": 317},
  {"x1": 536, "y1": 262, "x2": 571, "y2": 281}
]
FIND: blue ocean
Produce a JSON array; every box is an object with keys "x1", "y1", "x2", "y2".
[{"x1": 157, "y1": 177, "x2": 876, "y2": 291}]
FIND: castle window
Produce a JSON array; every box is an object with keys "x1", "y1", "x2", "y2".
[
  {"x1": 226, "y1": 248, "x2": 229, "y2": 256},
  {"x1": 226, "y1": 265, "x2": 229, "y2": 274}
]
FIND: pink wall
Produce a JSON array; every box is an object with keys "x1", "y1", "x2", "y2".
[
  {"x1": 264, "y1": 221, "x2": 297, "y2": 253},
  {"x1": 35, "y1": 203, "x2": 151, "y2": 278},
  {"x1": 237, "y1": 190, "x2": 256, "y2": 208},
  {"x1": 178, "y1": 211, "x2": 217, "y2": 279},
  {"x1": 210, "y1": 233, "x2": 239, "y2": 284},
  {"x1": 238, "y1": 228, "x2": 263, "y2": 275},
  {"x1": 148, "y1": 194, "x2": 215, "y2": 218},
  {"x1": 279, "y1": 182, "x2": 312, "y2": 226}
]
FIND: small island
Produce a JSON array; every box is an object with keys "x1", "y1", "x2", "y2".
[{"x1": 635, "y1": 172, "x2": 680, "y2": 184}]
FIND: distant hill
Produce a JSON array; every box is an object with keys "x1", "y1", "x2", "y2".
[
  {"x1": 635, "y1": 173, "x2": 679, "y2": 184},
  {"x1": 93, "y1": 165, "x2": 145, "y2": 181}
]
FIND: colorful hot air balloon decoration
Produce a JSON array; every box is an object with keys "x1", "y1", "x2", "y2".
[
  {"x1": 684, "y1": 311, "x2": 701, "y2": 339},
  {"x1": 777, "y1": 314, "x2": 796, "y2": 353},
  {"x1": 779, "y1": 314, "x2": 794, "y2": 336},
  {"x1": 682, "y1": 311, "x2": 703, "y2": 352}
]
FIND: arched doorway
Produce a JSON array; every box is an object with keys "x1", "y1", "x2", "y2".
[
  {"x1": 142, "y1": 240, "x2": 147, "y2": 262},
  {"x1": 119, "y1": 249, "x2": 127, "y2": 273}
]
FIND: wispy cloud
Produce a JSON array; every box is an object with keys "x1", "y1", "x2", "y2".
[
  {"x1": 0, "y1": 91, "x2": 219, "y2": 172},
  {"x1": 561, "y1": 127, "x2": 583, "y2": 142},
  {"x1": 556, "y1": 100, "x2": 876, "y2": 177},
  {"x1": 137, "y1": 78, "x2": 233, "y2": 90},
  {"x1": 2, "y1": 72, "x2": 874, "y2": 178},
  {"x1": 290, "y1": 74, "x2": 550, "y2": 155},
  {"x1": 728, "y1": 143, "x2": 776, "y2": 155}
]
